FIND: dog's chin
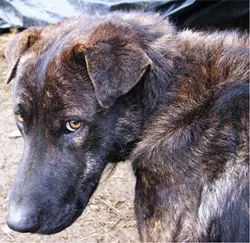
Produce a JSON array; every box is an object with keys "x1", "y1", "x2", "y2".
[
  {"x1": 35, "y1": 198, "x2": 88, "y2": 235},
  {"x1": 36, "y1": 208, "x2": 84, "y2": 235}
]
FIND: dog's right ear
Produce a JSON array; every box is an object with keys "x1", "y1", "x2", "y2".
[
  {"x1": 5, "y1": 27, "x2": 42, "y2": 84},
  {"x1": 64, "y1": 40, "x2": 152, "y2": 109}
]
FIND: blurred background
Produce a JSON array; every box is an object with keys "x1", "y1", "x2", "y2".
[{"x1": 0, "y1": 0, "x2": 249, "y2": 31}]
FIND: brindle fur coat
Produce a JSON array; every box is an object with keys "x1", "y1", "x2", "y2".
[{"x1": 5, "y1": 12, "x2": 249, "y2": 242}]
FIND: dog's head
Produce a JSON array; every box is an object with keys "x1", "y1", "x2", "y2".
[{"x1": 6, "y1": 16, "x2": 153, "y2": 234}]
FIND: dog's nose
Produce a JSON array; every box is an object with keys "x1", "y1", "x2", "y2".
[{"x1": 7, "y1": 204, "x2": 40, "y2": 233}]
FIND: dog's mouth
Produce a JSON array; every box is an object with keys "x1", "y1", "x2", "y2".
[{"x1": 35, "y1": 208, "x2": 84, "y2": 234}]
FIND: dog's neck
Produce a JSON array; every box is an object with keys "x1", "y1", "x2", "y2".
[
  {"x1": 108, "y1": 29, "x2": 182, "y2": 161},
  {"x1": 111, "y1": 53, "x2": 180, "y2": 159},
  {"x1": 140, "y1": 48, "x2": 181, "y2": 125}
]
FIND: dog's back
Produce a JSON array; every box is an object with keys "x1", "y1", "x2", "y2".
[{"x1": 132, "y1": 28, "x2": 249, "y2": 242}]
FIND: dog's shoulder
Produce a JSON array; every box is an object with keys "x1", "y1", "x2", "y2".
[{"x1": 133, "y1": 28, "x2": 249, "y2": 166}]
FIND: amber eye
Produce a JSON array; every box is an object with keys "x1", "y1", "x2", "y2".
[
  {"x1": 16, "y1": 114, "x2": 24, "y2": 123},
  {"x1": 66, "y1": 120, "x2": 82, "y2": 132}
]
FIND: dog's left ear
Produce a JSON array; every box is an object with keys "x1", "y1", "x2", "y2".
[
  {"x1": 70, "y1": 38, "x2": 152, "y2": 108},
  {"x1": 5, "y1": 27, "x2": 42, "y2": 84}
]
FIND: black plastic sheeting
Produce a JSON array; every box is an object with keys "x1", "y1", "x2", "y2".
[{"x1": 0, "y1": 0, "x2": 249, "y2": 31}]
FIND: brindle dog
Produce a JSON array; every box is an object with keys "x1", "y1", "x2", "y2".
[{"x1": 5, "y1": 12, "x2": 249, "y2": 242}]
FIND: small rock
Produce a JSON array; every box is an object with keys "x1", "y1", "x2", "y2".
[
  {"x1": 8, "y1": 130, "x2": 21, "y2": 139},
  {"x1": 89, "y1": 204, "x2": 99, "y2": 211}
]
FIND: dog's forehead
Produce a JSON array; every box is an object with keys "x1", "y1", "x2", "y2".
[
  {"x1": 14, "y1": 40, "x2": 98, "y2": 121},
  {"x1": 41, "y1": 54, "x2": 98, "y2": 119}
]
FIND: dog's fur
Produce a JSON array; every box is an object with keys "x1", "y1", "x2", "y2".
[{"x1": 5, "y1": 12, "x2": 249, "y2": 242}]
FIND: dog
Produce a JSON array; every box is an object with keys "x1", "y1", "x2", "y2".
[{"x1": 5, "y1": 12, "x2": 249, "y2": 242}]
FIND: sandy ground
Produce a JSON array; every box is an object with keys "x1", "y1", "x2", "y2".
[{"x1": 0, "y1": 33, "x2": 139, "y2": 242}]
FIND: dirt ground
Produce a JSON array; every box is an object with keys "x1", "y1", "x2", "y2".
[{"x1": 0, "y1": 34, "x2": 139, "y2": 242}]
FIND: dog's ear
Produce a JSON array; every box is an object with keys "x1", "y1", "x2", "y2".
[
  {"x1": 5, "y1": 27, "x2": 42, "y2": 84},
  {"x1": 70, "y1": 37, "x2": 152, "y2": 108}
]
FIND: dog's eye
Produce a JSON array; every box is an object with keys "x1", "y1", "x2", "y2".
[
  {"x1": 66, "y1": 120, "x2": 82, "y2": 132},
  {"x1": 16, "y1": 114, "x2": 24, "y2": 124}
]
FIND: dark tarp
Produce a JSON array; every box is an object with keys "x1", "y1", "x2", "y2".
[{"x1": 0, "y1": 0, "x2": 249, "y2": 31}]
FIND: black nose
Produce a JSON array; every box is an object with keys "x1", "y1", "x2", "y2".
[{"x1": 7, "y1": 204, "x2": 40, "y2": 233}]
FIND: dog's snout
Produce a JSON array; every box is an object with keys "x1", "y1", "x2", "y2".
[{"x1": 7, "y1": 204, "x2": 40, "y2": 233}]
